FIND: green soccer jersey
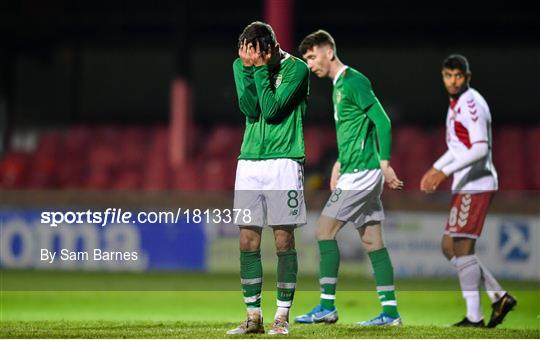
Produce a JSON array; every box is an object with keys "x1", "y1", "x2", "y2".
[
  {"x1": 332, "y1": 66, "x2": 392, "y2": 173},
  {"x1": 233, "y1": 52, "x2": 309, "y2": 162}
]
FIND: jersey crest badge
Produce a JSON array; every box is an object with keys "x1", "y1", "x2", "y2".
[
  {"x1": 335, "y1": 90, "x2": 342, "y2": 104},
  {"x1": 273, "y1": 74, "x2": 283, "y2": 88}
]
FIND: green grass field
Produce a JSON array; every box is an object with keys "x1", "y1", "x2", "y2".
[{"x1": 1, "y1": 270, "x2": 539, "y2": 338}]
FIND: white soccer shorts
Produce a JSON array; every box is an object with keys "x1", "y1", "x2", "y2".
[
  {"x1": 321, "y1": 169, "x2": 385, "y2": 228},
  {"x1": 234, "y1": 158, "x2": 306, "y2": 227}
]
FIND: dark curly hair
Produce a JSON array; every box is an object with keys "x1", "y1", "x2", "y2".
[{"x1": 238, "y1": 21, "x2": 276, "y2": 54}]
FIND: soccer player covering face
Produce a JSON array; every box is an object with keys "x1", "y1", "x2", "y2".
[
  {"x1": 227, "y1": 21, "x2": 309, "y2": 335},
  {"x1": 420, "y1": 55, "x2": 516, "y2": 327},
  {"x1": 295, "y1": 30, "x2": 404, "y2": 327}
]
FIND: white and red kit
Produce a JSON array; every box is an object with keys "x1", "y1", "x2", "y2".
[{"x1": 433, "y1": 88, "x2": 498, "y2": 238}]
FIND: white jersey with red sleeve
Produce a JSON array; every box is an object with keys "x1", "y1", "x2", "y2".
[{"x1": 443, "y1": 88, "x2": 498, "y2": 192}]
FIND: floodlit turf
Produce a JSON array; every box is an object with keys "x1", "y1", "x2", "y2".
[
  {"x1": 2, "y1": 321, "x2": 539, "y2": 338},
  {"x1": 2, "y1": 269, "x2": 539, "y2": 291},
  {"x1": 1, "y1": 270, "x2": 539, "y2": 338},
  {"x1": 2, "y1": 291, "x2": 539, "y2": 338}
]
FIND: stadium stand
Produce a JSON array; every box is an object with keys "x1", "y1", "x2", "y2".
[{"x1": 0, "y1": 125, "x2": 538, "y2": 191}]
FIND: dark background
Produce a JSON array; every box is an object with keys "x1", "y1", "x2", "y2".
[{"x1": 2, "y1": 0, "x2": 539, "y2": 128}]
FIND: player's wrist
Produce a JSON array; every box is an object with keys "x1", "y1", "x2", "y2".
[
  {"x1": 439, "y1": 167, "x2": 451, "y2": 177},
  {"x1": 379, "y1": 160, "x2": 390, "y2": 168}
]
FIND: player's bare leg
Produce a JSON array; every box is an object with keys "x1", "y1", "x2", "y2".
[
  {"x1": 227, "y1": 227, "x2": 265, "y2": 335},
  {"x1": 441, "y1": 234, "x2": 455, "y2": 260},
  {"x1": 357, "y1": 222, "x2": 402, "y2": 326},
  {"x1": 316, "y1": 215, "x2": 346, "y2": 240},
  {"x1": 453, "y1": 237, "x2": 475, "y2": 256},
  {"x1": 358, "y1": 221, "x2": 384, "y2": 252},
  {"x1": 268, "y1": 226, "x2": 296, "y2": 335},
  {"x1": 240, "y1": 226, "x2": 262, "y2": 252}
]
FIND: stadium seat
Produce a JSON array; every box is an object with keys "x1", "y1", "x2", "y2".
[
  {"x1": 492, "y1": 127, "x2": 526, "y2": 190},
  {"x1": 304, "y1": 126, "x2": 324, "y2": 167},
  {"x1": 0, "y1": 152, "x2": 29, "y2": 188},
  {"x1": 171, "y1": 164, "x2": 201, "y2": 191},
  {"x1": 320, "y1": 126, "x2": 337, "y2": 155},
  {"x1": 432, "y1": 127, "x2": 447, "y2": 158},
  {"x1": 57, "y1": 162, "x2": 85, "y2": 189},
  {"x1": 525, "y1": 127, "x2": 540, "y2": 189},
  {"x1": 143, "y1": 157, "x2": 170, "y2": 190},
  {"x1": 112, "y1": 169, "x2": 142, "y2": 190},
  {"x1": 5, "y1": 124, "x2": 538, "y2": 192},
  {"x1": 37, "y1": 132, "x2": 62, "y2": 153},
  {"x1": 201, "y1": 125, "x2": 243, "y2": 159},
  {"x1": 88, "y1": 144, "x2": 119, "y2": 170},
  {"x1": 392, "y1": 127, "x2": 432, "y2": 190},
  {"x1": 28, "y1": 155, "x2": 57, "y2": 188},
  {"x1": 201, "y1": 158, "x2": 235, "y2": 191},
  {"x1": 85, "y1": 167, "x2": 111, "y2": 190}
]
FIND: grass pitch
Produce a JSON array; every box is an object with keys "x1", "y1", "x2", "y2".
[
  {"x1": 2, "y1": 320, "x2": 539, "y2": 338},
  {"x1": 1, "y1": 270, "x2": 539, "y2": 338}
]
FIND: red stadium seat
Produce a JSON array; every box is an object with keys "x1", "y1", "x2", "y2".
[
  {"x1": 432, "y1": 126, "x2": 448, "y2": 159},
  {"x1": 492, "y1": 127, "x2": 526, "y2": 191},
  {"x1": 85, "y1": 168, "x2": 111, "y2": 190},
  {"x1": 171, "y1": 164, "x2": 201, "y2": 191},
  {"x1": 0, "y1": 152, "x2": 29, "y2": 188},
  {"x1": 320, "y1": 126, "x2": 337, "y2": 155},
  {"x1": 202, "y1": 125, "x2": 243, "y2": 159},
  {"x1": 201, "y1": 158, "x2": 235, "y2": 191},
  {"x1": 6, "y1": 124, "x2": 537, "y2": 192},
  {"x1": 112, "y1": 169, "x2": 141, "y2": 190},
  {"x1": 304, "y1": 126, "x2": 324, "y2": 167}
]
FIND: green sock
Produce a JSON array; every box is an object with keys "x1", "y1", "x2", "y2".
[
  {"x1": 319, "y1": 240, "x2": 339, "y2": 310},
  {"x1": 240, "y1": 250, "x2": 263, "y2": 309},
  {"x1": 276, "y1": 249, "x2": 297, "y2": 309},
  {"x1": 368, "y1": 247, "x2": 399, "y2": 318}
]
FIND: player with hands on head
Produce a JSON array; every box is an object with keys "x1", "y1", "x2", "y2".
[{"x1": 228, "y1": 21, "x2": 310, "y2": 336}]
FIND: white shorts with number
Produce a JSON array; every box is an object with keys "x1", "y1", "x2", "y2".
[
  {"x1": 234, "y1": 159, "x2": 306, "y2": 227},
  {"x1": 321, "y1": 169, "x2": 385, "y2": 228}
]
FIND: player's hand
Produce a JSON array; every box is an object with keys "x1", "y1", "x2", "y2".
[
  {"x1": 421, "y1": 168, "x2": 447, "y2": 193},
  {"x1": 330, "y1": 161, "x2": 340, "y2": 191},
  {"x1": 252, "y1": 41, "x2": 272, "y2": 67},
  {"x1": 380, "y1": 160, "x2": 404, "y2": 190},
  {"x1": 420, "y1": 167, "x2": 438, "y2": 192},
  {"x1": 238, "y1": 39, "x2": 255, "y2": 67}
]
